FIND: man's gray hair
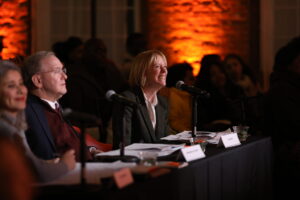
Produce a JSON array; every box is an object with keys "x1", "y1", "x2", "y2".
[{"x1": 22, "y1": 51, "x2": 55, "y2": 90}]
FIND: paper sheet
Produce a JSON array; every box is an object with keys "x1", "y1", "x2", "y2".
[
  {"x1": 161, "y1": 129, "x2": 233, "y2": 144},
  {"x1": 96, "y1": 143, "x2": 185, "y2": 157},
  {"x1": 37, "y1": 161, "x2": 137, "y2": 186}
]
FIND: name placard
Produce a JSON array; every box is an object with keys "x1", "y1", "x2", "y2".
[
  {"x1": 181, "y1": 145, "x2": 205, "y2": 162},
  {"x1": 220, "y1": 133, "x2": 241, "y2": 148},
  {"x1": 113, "y1": 168, "x2": 134, "y2": 189}
]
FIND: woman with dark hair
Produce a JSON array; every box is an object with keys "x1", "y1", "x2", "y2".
[
  {"x1": 195, "y1": 61, "x2": 244, "y2": 131},
  {"x1": 224, "y1": 54, "x2": 264, "y2": 134},
  {"x1": 224, "y1": 54, "x2": 260, "y2": 97},
  {"x1": 0, "y1": 60, "x2": 75, "y2": 183}
]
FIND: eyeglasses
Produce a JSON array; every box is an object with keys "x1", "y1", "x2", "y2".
[{"x1": 38, "y1": 68, "x2": 67, "y2": 75}]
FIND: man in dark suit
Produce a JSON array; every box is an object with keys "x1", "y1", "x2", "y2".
[{"x1": 22, "y1": 51, "x2": 94, "y2": 161}]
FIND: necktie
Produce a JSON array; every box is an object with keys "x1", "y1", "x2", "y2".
[
  {"x1": 55, "y1": 103, "x2": 63, "y2": 119},
  {"x1": 55, "y1": 103, "x2": 60, "y2": 112}
]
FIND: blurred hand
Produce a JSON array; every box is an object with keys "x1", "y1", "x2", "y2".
[
  {"x1": 60, "y1": 149, "x2": 76, "y2": 170},
  {"x1": 90, "y1": 147, "x2": 103, "y2": 156},
  {"x1": 45, "y1": 158, "x2": 60, "y2": 164}
]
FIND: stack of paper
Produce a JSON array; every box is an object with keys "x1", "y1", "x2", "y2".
[
  {"x1": 96, "y1": 143, "x2": 185, "y2": 157},
  {"x1": 161, "y1": 129, "x2": 233, "y2": 144},
  {"x1": 37, "y1": 161, "x2": 137, "y2": 186}
]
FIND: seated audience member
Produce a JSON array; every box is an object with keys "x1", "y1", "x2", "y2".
[
  {"x1": 264, "y1": 36, "x2": 300, "y2": 199},
  {"x1": 64, "y1": 36, "x2": 84, "y2": 66},
  {"x1": 224, "y1": 54, "x2": 264, "y2": 134},
  {"x1": 112, "y1": 50, "x2": 169, "y2": 149},
  {"x1": 160, "y1": 63, "x2": 194, "y2": 132},
  {"x1": 224, "y1": 54, "x2": 260, "y2": 97},
  {"x1": 22, "y1": 51, "x2": 95, "y2": 161},
  {"x1": 52, "y1": 36, "x2": 83, "y2": 66},
  {"x1": 195, "y1": 59, "x2": 245, "y2": 131},
  {"x1": 0, "y1": 60, "x2": 75, "y2": 183},
  {"x1": 61, "y1": 38, "x2": 128, "y2": 142},
  {"x1": 122, "y1": 33, "x2": 148, "y2": 80}
]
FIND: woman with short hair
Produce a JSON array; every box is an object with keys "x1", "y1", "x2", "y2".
[{"x1": 112, "y1": 50, "x2": 169, "y2": 148}]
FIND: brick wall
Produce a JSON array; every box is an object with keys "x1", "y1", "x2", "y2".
[
  {"x1": 146, "y1": 0, "x2": 251, "y2": 75},
  {"x1": 0, "y1": 0, "x2": 29, "y2": 59}
]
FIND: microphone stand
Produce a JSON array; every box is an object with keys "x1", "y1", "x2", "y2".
[
  {"x1": 240, "y1": 96, "x2": 246, "y2": 126},
  {"x1": 79, "y1": 120, "x2": 86, "y2": 188},
  {"x1": 191, "y1": 95, "x2": 199, "y2": 144},
  {"x1": 60, "y1": 108, "x2": 87, "y2": 188},
  {"x1": 63, "y1": 109, "x2": 103, "y2": 188},
  {"x1": 119, "y1": 106, "x2": 139, "y2": 162},
  {"x1": 120, "y1": 112, "x2": 126, "y2": 157},
  {"x1": 78, "y1": 117, "x2": 101, "y2": 187},
  {"x1": 95, "y1": 104, "x2": 138, "y2": 163}
]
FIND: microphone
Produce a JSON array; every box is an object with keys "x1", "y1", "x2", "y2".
[
  {"x1": 176, "y1": 81, "x2": 210, "y2": 98},
  {"x1": 105, "y1": 90, "x2": 137, "y2": 107},
  {"x1": 62, "y1": 108, "x2": 102, "y2": 125}
]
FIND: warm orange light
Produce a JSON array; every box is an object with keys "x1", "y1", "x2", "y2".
[
  {"x1": 0, "y1": 0, "x2": 29, "y2": 59},
  {"x1": 147, "y1": 0, "x2": 249, "y2": 76}
]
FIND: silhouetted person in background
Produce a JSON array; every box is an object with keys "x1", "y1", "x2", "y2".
[
  {"x1": 64, "y1": 36, "x2": 84, "y2": 65},
  {"x1": 224, "y1": 54, "x2": 260, "y2": 97},
  {"x1": 224, "y1": 54, "x2": 264, "y2": 134},
  {"x1": 195, "y1": 56, "x2": 244, "y2": 131},
  {"x1": 122, "y1": 33, "x2": 147, "y2": 80},
  {"x1": 52, "y1": 41, "x2": 67, "y2": 64},
  {"x1": 61, "y1": 38, "x2": 127, "y2": 142},
  {"x1": 52, "y1": 36, "x2": 84, "y2": 75},
  {"x1": 264, "y1": 36, "x2": 300, "y2": 199}
]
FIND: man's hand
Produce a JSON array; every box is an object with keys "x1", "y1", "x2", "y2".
[
  {"x1": 89, "y1": 146, "x2": 103, "y2": 155},
  {"x1": 44, "y1": 158, "x2": 60, "y2": 164},
  {"x1": 60, "y1": 149, "x2": 76, "y2": 170}
]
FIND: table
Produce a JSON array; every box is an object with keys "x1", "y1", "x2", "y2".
[{"x1": 36, "y1": 136, "x2": 273, "y2": 200}]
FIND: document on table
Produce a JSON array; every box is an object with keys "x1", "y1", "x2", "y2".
[
  {"x1": 160, "y1": 129, "x2": 233, "y2": 144},
  {"x1": 37, "y1": 161, "x2": 137, "y2": 186},
  {"x1": 161, "y1": 131, "x2": 216, "y2": 141},
  {"x1": 206, "y1": 129, "x2": 234, "y2": 144},
  {"x1": 96, "y1": 143, "x2": 185, "y2": 157}
]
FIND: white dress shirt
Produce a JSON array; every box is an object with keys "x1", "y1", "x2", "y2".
[{"x1": 142, "y1": 91, "x2": 158, "y2": 129}]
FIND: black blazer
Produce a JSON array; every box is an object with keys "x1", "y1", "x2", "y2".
[
  {"x1": 112, "y1": 87, "x2": 169, "y2": 149},
  {"x1": 25, "y1": 94, "x2": 58, "y2": 159}
]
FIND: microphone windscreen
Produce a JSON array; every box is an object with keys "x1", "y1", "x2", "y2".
[
  {"x1": 105, "y1": 90, "x2": 116, "y2": 101},
  {"x1": 175, "y1": 80, "x2": 184, "y2": 89},
  {"x1": 62, "y1": 108, "x2": 72, "y2": 116}
]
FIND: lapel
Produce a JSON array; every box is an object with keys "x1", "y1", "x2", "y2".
[
  {"x1": 134, "y1": 87, "x2": 157, "y2": 142},
  {"x1": 154, "y1": 98, "x2": 164, "y2": 138},
  {"x1": 28, "y1": 95, "x2": 57, "y2": 151}
]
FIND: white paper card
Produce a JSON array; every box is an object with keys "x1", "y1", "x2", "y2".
[
  {"x1": 181, "y1": 145, "x2": 205, "y2": 162},
  {"x1": 220, "y1": 133, "x2": 241, "y2": 148}
]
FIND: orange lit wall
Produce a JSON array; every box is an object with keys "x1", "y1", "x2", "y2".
[
  {"x1": 0, "y1": 0, "x2": 29, "y2": 59},
  {"x1": 146, "y1": 0, "x2": 250, "y2": 75}
]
